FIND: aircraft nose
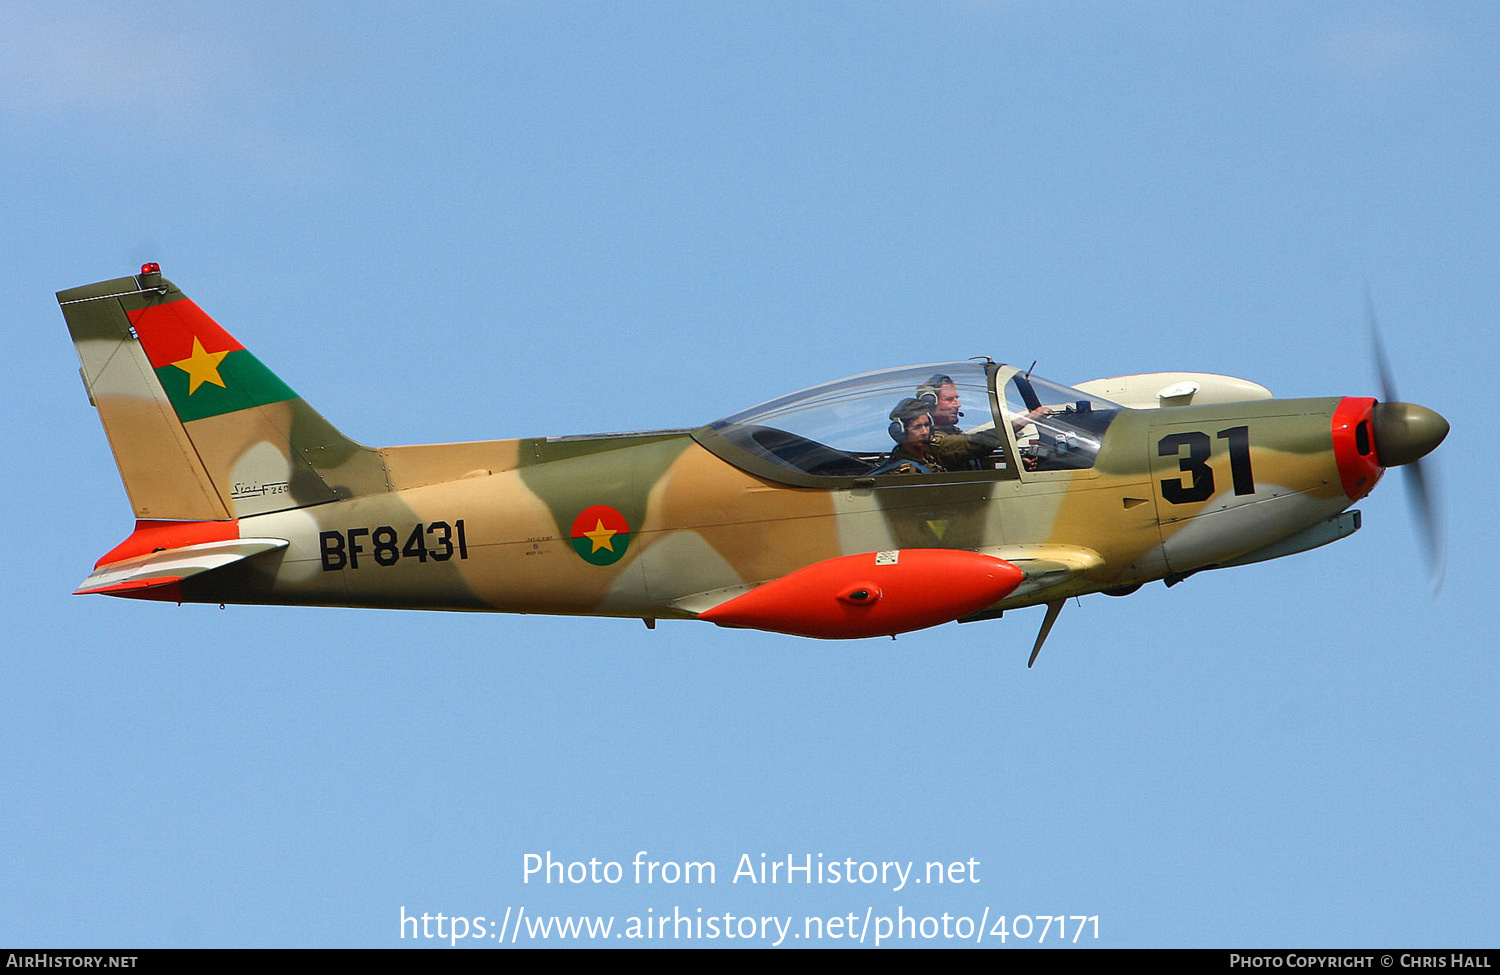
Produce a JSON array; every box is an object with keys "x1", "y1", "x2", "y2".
[{"x1": 1373, "y1": 402, "x2": 1449, "y2": 468}]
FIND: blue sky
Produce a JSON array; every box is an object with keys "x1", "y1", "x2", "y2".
[{"x1": 3, "y1": 1, "x2": 1495, "y2": 948}]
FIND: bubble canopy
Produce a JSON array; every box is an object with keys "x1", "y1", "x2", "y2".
[{"x1": 696, "y1": 361, "x2": 1124, "y2": 486}]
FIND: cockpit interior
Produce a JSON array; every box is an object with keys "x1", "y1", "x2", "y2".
[{"x1": 699, "y1": 361, "x2": 1124, "y2": 485}]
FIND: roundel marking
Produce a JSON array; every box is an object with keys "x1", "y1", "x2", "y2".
[{"x1": 570, "y1": 504, "x2": 632, "y2": 565}]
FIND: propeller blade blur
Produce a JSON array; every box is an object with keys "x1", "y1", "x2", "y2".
[{"x1": 1367, "y1": 287, "x2": 1447, "y2": 593}]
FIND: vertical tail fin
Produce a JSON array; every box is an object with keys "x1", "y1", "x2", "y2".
[{"x1": 59, "y1": 264, "x2": 389, "y2": 520}]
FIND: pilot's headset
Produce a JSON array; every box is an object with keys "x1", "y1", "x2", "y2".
[
  {"x1": 915, "y1": 374, "x2": 962, "y2": 419},
  {"x1": 888, "y1": 397, "x2": 934, "y2": 443}
]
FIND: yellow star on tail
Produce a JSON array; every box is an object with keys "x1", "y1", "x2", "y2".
[{"x1": 171, "y1": 337, "x2": 230, "y2": 394}]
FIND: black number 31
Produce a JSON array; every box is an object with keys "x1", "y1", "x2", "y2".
[{"x1": 1158, "y1": 426, "x2": 1255, "y2": 504}]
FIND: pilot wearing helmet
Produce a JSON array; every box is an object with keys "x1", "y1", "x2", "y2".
[
  {"x1": 886, "y1": 397, "x2": 939, "y2": 473},
  {"x1": 915, "y1": 374, "x2": 1004, "y2": 471}
]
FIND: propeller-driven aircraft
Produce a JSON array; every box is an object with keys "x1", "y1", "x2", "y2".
[{"x1": 60, "y1": 264, "x2": 1448, "y2": 663}]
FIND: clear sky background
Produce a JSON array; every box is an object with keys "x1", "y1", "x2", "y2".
[{"x1": 3, "y1": 1, "x2": 1495, "y2": 948}]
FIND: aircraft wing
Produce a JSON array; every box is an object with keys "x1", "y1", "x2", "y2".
[
  {"x1": 985, "y1": 545, "x2": 1104, "y2": 602},
  {"x1": 1074, "y1": 372, "x2": 1272, "y2": 408}
]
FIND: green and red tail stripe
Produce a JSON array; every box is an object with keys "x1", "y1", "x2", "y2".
[{"x1": 127, "y1": 299, "x2": 297, "y2": 422}]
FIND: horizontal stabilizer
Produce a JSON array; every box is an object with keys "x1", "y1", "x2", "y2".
[{"x1": 75, "y1": 537, "x2": 288, "y2": 598}]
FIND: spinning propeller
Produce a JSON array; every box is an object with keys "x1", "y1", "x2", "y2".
[{"x1": 1366, "y1": 289, "x2": 1448, "y2": 592}]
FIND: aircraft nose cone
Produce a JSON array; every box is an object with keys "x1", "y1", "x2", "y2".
[{"x1": 1373, "y1": 402, "x2": 1449, "y2": 467}]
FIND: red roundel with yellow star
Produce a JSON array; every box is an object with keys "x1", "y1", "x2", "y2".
[{"x1": 570, "y1": 504, "x2": 631, "y2": 565}]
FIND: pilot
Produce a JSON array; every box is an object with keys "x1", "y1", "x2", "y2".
[
  {"x1": 886, "y1": 397, "x2": 938, "y2": 473},
  {"x1": 915, "y1": 374, "x2": 1003, "y2": 471}
]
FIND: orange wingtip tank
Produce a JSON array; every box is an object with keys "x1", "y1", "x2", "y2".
[{"x1": 699, "y1": 549, "x2": 1024, "y2": 639}]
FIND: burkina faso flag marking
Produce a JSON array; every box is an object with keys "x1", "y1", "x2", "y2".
[
  {"x1": 127, "y1": 300, "x2": 297, "y2": 422},
  {"x1": 570, "y1": 504, "x2": 631, "y2": 565}
]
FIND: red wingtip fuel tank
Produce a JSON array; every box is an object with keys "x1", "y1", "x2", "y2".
[{"x1": 698, "y1": 549, "x2": 1025, "y2": 639}]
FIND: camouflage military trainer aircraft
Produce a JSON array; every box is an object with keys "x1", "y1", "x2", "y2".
[{"x1": 60, "y1": 264, "x2": 1448, "y2": 663}]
